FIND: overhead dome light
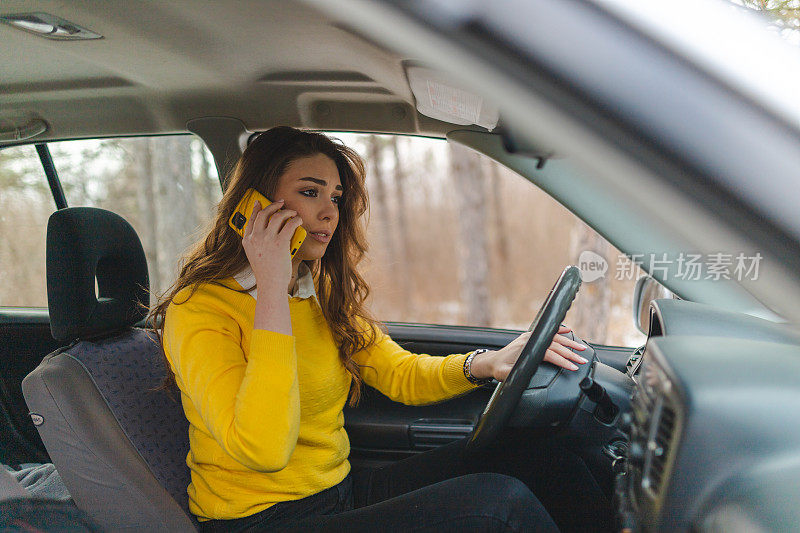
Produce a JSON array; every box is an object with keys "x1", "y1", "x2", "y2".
[{"x1": 0, "y1": 12, "x2": 102, "y2": 40}]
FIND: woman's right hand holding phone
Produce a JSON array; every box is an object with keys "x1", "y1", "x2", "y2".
[{"x1": 242, "y1": 199, "x2": 303, "y2": 297}]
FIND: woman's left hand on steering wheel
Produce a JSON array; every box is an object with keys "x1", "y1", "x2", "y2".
[{"x1": 470, "y1": 325, "x2": 589, "y2": 382}]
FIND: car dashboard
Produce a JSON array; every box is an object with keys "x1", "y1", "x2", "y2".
[{"x1": 618, "y1": 299, "x2": 800, "y2": 531}]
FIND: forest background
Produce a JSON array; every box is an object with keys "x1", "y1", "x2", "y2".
[{"x1": 0, "y1": 134, "x2": 646, "y2": 346}]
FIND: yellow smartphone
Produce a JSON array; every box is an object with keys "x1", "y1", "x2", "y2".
[{"x1": 228, "y1": 188, "x2": 307, "y2": 258}]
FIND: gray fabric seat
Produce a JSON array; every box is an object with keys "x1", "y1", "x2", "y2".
[
  {"x1": 22, "y1": 207, "x2": 198, "y2": 532},
  {"x1": 0, "y1": 467, "x2": 29, "y2": 502},
  {"x1": 3, "y1": 462, "x2": 71, "y2": 501},
  {"x1": 1, "y1": 465, "x2": 100, "y2": 531}
]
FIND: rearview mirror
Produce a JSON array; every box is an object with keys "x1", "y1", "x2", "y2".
[{"x1": 632, "y1": 276, "x2": 675, "y2": 334}]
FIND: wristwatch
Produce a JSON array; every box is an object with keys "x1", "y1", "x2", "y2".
[{"x1": 464, "y1": 348, "x2": 491, "y2": 385}]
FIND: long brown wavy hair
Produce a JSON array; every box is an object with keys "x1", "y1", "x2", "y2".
[{"x1": 148, "y1": 126, "x2": 379, "y2": 405}]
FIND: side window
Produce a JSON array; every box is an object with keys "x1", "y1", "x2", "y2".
[
  {"x1": 0, "y1": 136, "x2": 221, "y2": 307},
  {"x1": 0, "y1": 146, "x2": 53, "y2": 307},
  {"x1": 336, "y1": 133, "x2": 645, "y2": 347},
  {"x1": 49, "y1": 135, "x2": 221, "y2": 303}
]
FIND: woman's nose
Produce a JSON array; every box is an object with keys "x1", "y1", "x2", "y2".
[{"x1": 319, "y1": 200, "x2": 337, "y2": 221}]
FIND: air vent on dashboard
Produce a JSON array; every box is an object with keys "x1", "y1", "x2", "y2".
[
  {"x1": 628, "y1": 361, "x2": 681, "y2": 504},
  {"x1": 643, "y1": 396, "x2": 677, "y2": 494}
]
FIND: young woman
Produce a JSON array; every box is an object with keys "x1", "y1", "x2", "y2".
[{"x1": 150, "y1": 126, "x2": 589, "y2": 532}]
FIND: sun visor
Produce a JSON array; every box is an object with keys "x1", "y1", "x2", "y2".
[{"x1": 407, "y1": 66, "x2": 499, "y2": 130}]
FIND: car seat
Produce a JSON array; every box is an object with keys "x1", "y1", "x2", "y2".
[
  {"x1": 0, "y1": 467, "x2": 29, "y2": 501},
  {"x1": 1, "y1": 468, "x2": 100, "y2": 531},
  {"x1": 22, "y1": 207, "x2": 198, "y2": 532}
]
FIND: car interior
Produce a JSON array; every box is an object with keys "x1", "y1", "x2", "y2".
[{"x1": 3, "y1": 1, "x2": 800, "y2": 532}]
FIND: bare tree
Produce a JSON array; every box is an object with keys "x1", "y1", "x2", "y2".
[
  {"x1": 134, "y1": 138, "x2": 161, "y2": 299},
  {"x1": 570, "y1": 223, "x2": 611, "y2": 342},
  {"x1": 367, "y1": 135, "x2": 401, "y2": 290},
  {"x1": 151, "y1": 137, "x2": 196, "y2": 295},
  {"x1": 488, "y1": 160, "x2": 510, "y2": 265},
  {"x1": 449, "y1": 143, "x2": 492, "y2": 326},
  {"x1": 194, "y1": 139, "x2": 219, "y2": 215},
  {"x1": 389, "y1": 137, "x2": 414, "y2": 311}
]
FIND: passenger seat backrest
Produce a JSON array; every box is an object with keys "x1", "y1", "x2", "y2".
[{"x1": 23, "y1": 208, "x2": 197, "y2": 532}]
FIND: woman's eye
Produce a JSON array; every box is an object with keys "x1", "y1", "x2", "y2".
[
  {"x1": 332, "y1": 196, "x2": 342, "y2": 205},
  {"x1": 300, "y1": 189, "x2": 318, "y2": 198}
]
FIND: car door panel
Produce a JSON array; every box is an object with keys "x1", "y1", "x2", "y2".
[
  {"x1": 344, "y1": 323, "x2": 512, "y2": 467},
  {"x1": 0, "y1": 309, "x2": 55, "y2": 464},
  {"x1": 345, "y1": 323, "x2": 633, "y2": 468}
]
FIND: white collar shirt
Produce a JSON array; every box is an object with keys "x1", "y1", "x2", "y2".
[{"x1": 233, "y1": 262, "x2": 317, "y2": 301}]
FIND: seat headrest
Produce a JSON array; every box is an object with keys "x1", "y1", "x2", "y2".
[{"x1": 47, "y1": 207, "x2": 149, "y2": 343}]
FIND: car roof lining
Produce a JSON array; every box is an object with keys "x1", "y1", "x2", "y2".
[{"x1": 0, "y1": 0, "x2": 492, "y2": 143}]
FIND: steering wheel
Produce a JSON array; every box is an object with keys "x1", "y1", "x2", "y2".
[{"x1": 465, "y1": 265, "x2": 582, "y2": 454}]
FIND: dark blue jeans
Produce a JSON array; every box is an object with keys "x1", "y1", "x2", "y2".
[{"x1": 199, "y1": 437, "x2": 559, "y2": 532}]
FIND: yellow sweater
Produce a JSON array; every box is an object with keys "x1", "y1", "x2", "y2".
[{"x1": 163, "y1": 277, "x2": 478, "y2": 521}]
